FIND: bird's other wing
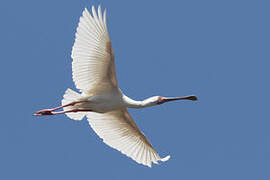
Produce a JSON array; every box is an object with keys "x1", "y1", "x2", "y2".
[
  {"x1": 87, "y1": 109, "x2": 170, "y2": 167},
  {"x1": 71, "y1": 6, "x2": 118, "y2": 94}
]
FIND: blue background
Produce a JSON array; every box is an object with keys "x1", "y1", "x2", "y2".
[{"x1": 1, "y1": 0, "x2": 270, "y2": 179}]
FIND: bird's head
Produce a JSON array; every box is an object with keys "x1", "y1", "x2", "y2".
[
  {"x1": 156, "y1": 95, "x2": 198, "y2": 105},
  {"x1": 143, "y1": 95, "x2": 197, "y2": 107},
  {"x1": 143, "y1": 96, "x2": 161, "y2": 106}
]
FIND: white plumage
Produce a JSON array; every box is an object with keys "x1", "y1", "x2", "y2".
[
  {"x1": 72, "y1": 6, "x2": 115, "y2": 93},
  {"x1": 71, "y1": 7, "x2": 170, "y2": 166},
  {"x1": 34, "y1": 5, "x2": 197, "y2": 168},
  {"x1": 88, "y1": 110, "x2": 170, "y2": 167}
]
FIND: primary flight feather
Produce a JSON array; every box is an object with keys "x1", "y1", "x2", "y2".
[{"x1": 34, "y1": 6, "x2": 198, "y2": 167}]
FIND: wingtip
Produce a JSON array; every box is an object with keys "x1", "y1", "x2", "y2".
[
  {"x1": 160, "y1": 155, "x2": 171, "y2": 162},
  {"x1": 83, "y1": 7, "x2": 90, "y2": 15}
]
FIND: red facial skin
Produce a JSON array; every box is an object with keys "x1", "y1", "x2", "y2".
[{"x1": 157, "y1": 96, "x2": 165, "y2": 105}]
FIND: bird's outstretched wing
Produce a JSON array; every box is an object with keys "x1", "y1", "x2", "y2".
[
  {"x1": 87, "y1": 109, "x2": 170, "y2": 167},
  {"x1": 72, "y1": 6, "x2": 118, "y2": 94}
]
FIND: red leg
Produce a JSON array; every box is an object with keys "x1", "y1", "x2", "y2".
[
  {"x1": 34, "y1": 108, "x2": 92, "y2": 116},
  {"x1": 33, "y1": 100, "x2": 88, "y2": 116}
]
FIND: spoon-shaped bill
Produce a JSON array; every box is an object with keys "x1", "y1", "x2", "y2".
[{"x1": 160, "y1": 95, "x2": 198, "y2": 104}]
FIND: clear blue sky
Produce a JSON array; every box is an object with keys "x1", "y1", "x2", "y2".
[{"x1": 1, "y1": 0, "x2": 270, "y2": 179}]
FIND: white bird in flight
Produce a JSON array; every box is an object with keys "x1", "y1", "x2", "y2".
[{"x1": 34, "y1": 6, "x2": 198, "y2": 167}]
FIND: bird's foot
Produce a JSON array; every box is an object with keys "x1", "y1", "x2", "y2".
[{"x1": 33, "y1": 109, "x2": 54, "y2": 116}]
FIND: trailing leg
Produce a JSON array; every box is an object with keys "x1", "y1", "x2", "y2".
[{"x1": 34, "y1": 108, "x2": 92, "y2": 116}]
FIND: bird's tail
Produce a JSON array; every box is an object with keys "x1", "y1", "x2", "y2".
[{"x1": 62, "y1": 88, "x2": 85, "y2": 120}]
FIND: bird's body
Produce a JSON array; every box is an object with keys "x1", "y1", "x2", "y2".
[
  {"x1": 65, "y1": 90, "x2": 164, "y2": 113},
  {"x1": 34, "y1": 6, "x2": 197, "y2": 167},
  {"x1": 73, "y1": 89, "x2": 124, "y2": 113}
]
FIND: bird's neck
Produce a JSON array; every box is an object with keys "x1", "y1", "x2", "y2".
[{"x1": 123, "y1": 95, "x2": 153, "y2": 108}]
